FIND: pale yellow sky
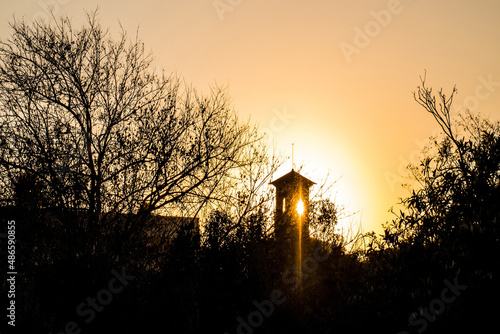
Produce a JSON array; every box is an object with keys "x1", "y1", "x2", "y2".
[{"x1": 2, "y1": 0, "x2": 500, "y2": 235}]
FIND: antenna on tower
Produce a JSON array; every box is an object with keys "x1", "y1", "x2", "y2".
[{"x1": 292, "y1": 143, "x2": 295, "y2": 171}]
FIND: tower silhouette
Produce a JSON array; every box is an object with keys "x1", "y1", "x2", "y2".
[{"x1": 270, "y1": 169, "x2": 315, "y2": 264}]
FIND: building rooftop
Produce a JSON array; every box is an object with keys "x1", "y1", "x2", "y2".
[{"x1": 270, "y1": 169, "x2": 315, "y2": 188}]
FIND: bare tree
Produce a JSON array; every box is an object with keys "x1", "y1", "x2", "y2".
[{"x1": 0, "y1": 12, "x2": 260, "y2": 263}]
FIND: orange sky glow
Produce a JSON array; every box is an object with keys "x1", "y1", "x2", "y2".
[{"x1": 2, "y1": 0, "x2": 500, "y2": 235}]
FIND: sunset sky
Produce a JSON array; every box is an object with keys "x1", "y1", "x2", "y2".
[{"x1": 2, "y1": 0, "x2": 500, "y2": 235}]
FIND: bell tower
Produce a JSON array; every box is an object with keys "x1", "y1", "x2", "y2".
[{"x1": 270, "y1": 169, "x2": 315, "y2": 254}]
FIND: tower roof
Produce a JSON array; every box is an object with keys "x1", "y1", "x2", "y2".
[{"x1": 270, "y1": 169, "x2": 315, "y2": 188}]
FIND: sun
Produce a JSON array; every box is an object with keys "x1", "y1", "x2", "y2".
[{"x1": 296, "y1": 199, "x2": 304, "y2": 216}]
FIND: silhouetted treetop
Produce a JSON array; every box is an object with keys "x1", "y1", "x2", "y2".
[{"x1": 0, "y1": 12, "x2": 271, "y2": 268}]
